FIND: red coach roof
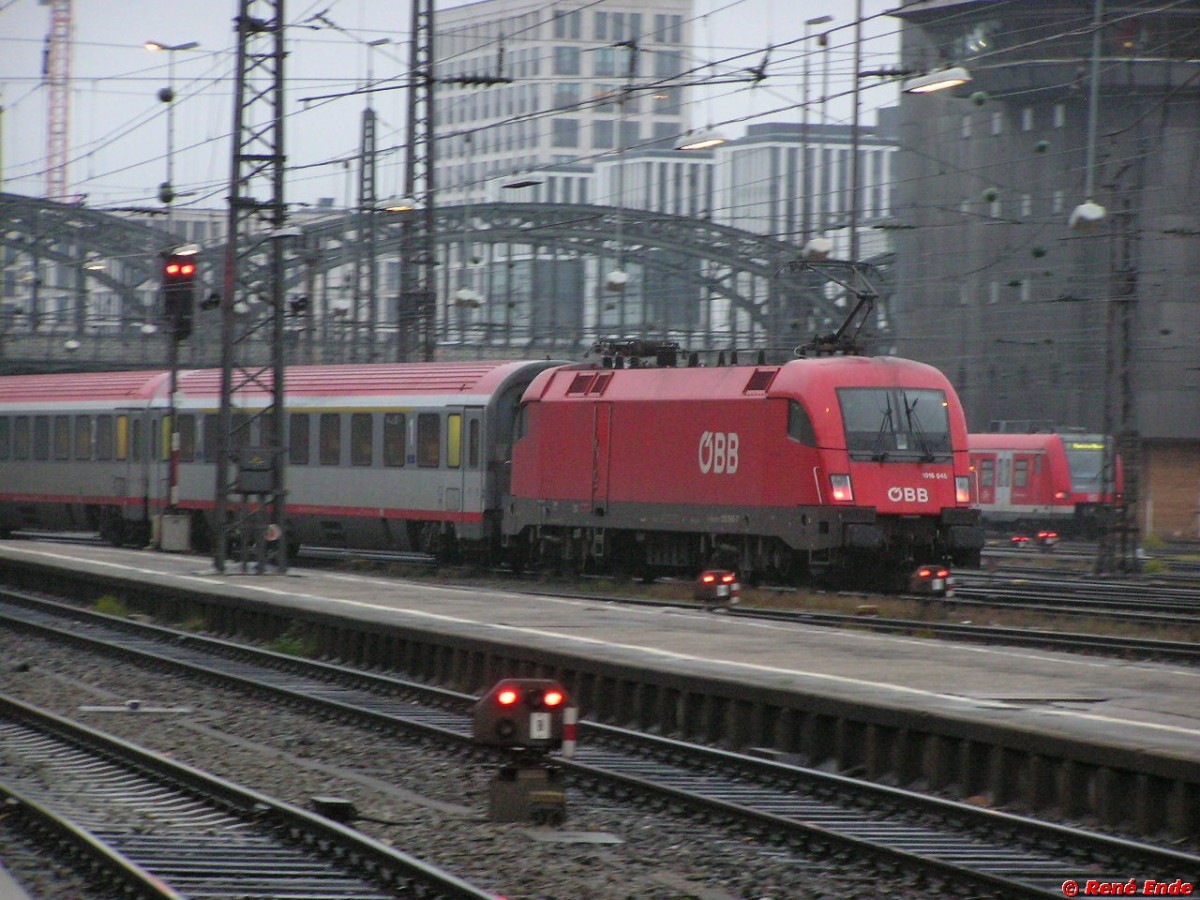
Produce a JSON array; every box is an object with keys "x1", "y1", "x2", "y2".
[
  {"x1": 968, "y1": 433, "x2": 1060, "y2": 451},
  {"x1": 0, "y1": 369, "x2": 169, "y2": 403},
  {"x1": 0, "y1": 361, "x2": 556, "y2": 405}
]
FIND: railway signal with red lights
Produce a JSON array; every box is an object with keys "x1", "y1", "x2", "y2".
[
  {"x1": 695, "y1": 569, "x2": 740, "y2": 607},
  {"x1": 909, "y1": 564, "x2": 954, "y2": 597},
  {"x1": 161, "y1": 252, "x2": 197, "y2": 340},
  {"x1": 473, "y1": 678, "x2": 568, "y2": 750}
]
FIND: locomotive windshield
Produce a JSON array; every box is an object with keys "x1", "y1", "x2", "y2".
[
  {"x1": 837, "y1": 388, "x2": 952, "y2": 462},
  {"x1": 1064, "y1": 438, "x2": 1106, "y2": 492}
]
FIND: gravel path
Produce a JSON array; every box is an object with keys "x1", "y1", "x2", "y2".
[{"x1": 0, "y1": 630, "x2": 953, "y2": 899}]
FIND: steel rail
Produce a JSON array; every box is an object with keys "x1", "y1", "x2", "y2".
[
  {"x1": 0, "y1": 688, "x2": 498, "y2": 900},
  {"x1": 1, "y1": 587, "x2": 1196, "y2": 898}
]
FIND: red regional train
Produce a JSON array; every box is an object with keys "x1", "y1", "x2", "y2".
[
  {"x1": 967, "y1": 432, "x2": 1120, "y2": 537},
  {"x1": 0, "y1": 352, "x2": 983, "y2": 586}
]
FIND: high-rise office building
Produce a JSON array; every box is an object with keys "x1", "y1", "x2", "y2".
[{"x1": 437, "y1": 0, "x2": 695, "y2": 206}]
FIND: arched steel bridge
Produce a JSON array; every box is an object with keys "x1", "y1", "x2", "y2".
[{"x1": 0, "y1": 191, "x2": 893, "y2": 372}]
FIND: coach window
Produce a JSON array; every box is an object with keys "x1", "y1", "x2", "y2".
[
  {"x1": 1013, "y1": 458, "x2": 1029, "y2": 488},
  {"x1": 0, "y1": 418, "x2": 9, "y2": 460},
  {"x1": 447, "y1": 414, "x2": 462, "y2": 468},
  {"x1": 351, "y1": 413, "x2": 373, "y2": 466},
  {"x1": 115, "y1": 416, "x2": 128, "y2": 460},
  {"x1": 179, "y1": 415, "x2": 196, "y2": 463},
  {"x1": 202, "y1": 414, "x2": 219, "y2": 461},
  {"x1": 980, "y1": 458, "x2": 995, "y2": 488},
  {"x1": 131, "y1": 418, "x2": 143, "y2": 462},
  {"x1": 74, "y1": 416, "x2": 92, "y2": 459},
  {"x1": 383, "y1": 413, "x2": 406, "y2": 466},
  {"x1": 231, "y1": 413, "x2": 252, "y2": 456},
  {"x1": 417, "y1": 413, "x2": 440, "y2": 467},
  {"x1": 288, "y1": 413, "x2": 310, "y2": 465},
  {"x1": 14, "y1": 417, "x2": 30, "y2": 460},
  {"x1": 468, "y1": 419, "x2": 480, "y2": 468},
  {"x1": 33, "y1": 416, "x2": 50, "y2": 460},
  {"x1": 786, "y1": 400, "x2": 816, "y2": 446},
  {"x1": 96, "y1": 416, "x2": 113, "y2": 460},
  {"x1": 53, "y1": 415, "x2": 70, "y2": 460},
  {"x1": 319, "y1": 413, "x2": 341, "y2": 465}
]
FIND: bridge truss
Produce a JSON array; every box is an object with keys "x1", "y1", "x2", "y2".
[{"x1": 0, "y1": 192, "x2": 894, "y2": 371}]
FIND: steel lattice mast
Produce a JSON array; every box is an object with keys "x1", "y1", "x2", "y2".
[
  {"x1": 213, "y1": 0, "x2": 288, "y2": 573},
  {"x1": 399, "y1": 0, "x2": 437, "y2": 361},
  {"x1": 43, "y1": 0, "x2": 72, "y2": 202}
]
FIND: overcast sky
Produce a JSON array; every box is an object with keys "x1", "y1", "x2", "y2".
[{"x1": 0, "y1": 0, "x2": 900, "y2": 210}]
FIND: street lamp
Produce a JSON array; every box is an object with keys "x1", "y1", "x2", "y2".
[
  {"x1": 1071, "y1": 0, "x2": 1107, "y2": 231},
  {"x1": 901, "y1": 66, "x2": 972, "y2": 94},
  {"x1": 145, "y1": 40, "x2": 200, "y2": 226}
]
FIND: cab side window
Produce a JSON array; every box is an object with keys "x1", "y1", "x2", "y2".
[{"x1": 787, "y1": 400, "x2": 816, "y2": 446}]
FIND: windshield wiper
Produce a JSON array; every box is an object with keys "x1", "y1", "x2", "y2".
[
  {"x1": 871, "y1": 404, "x2": 893, "y2": 461},
  {"x1": 904, "y1": 396, "x2": 937, "y2": 462}
]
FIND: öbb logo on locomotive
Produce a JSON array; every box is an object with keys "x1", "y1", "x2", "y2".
[
  {"x1": 698, "y1": 431, "x2": 739, "y2": 474},
  {"x1": 888, "y1": 487, "x2": 930, "y2": 503}
]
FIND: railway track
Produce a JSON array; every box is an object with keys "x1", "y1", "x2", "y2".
[
  {"x1": 1, "y1": 586, "x2": 1196, "y2": 898},
  {"x1": 953, "y1": 570, "x2": 1200, "y2": 623},
  {"x1": 0, "y1": 690, "x2": 498, "y2": 900},
  {"x1": 5, "y1": 532, "x2": 1200, "y2": 661}
]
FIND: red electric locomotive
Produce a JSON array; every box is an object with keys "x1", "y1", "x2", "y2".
[
  {"x1": 504, "y1": 352, "x2": 983, "y2": 586},
  {"x1": 967, "y1": 432, "x2": 1120, "y2": 538}
]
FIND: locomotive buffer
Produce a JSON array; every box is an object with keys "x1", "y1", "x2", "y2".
[{"x1": 473, "y1": 679, "x2": 573, "y2": 825}]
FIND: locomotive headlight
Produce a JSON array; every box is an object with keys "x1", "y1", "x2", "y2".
[
  {"x1": 829, "y1": 474, "x2": 854, "y2": 502},
  {"x1": 955, "y1": 476, "x2": 971, "y2": 504}
]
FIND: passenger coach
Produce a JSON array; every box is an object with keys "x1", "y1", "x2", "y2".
[
  {"x1": 968, "y1": 432, "x2": 1118, "y2": 537},
  {"x1": 0, "y1": 361, "x2": 561, "y2": 554}
]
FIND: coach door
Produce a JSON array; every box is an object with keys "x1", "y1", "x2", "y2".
[
  {"x1": 591, "y1": 402, "x2": 612, "y2": 514},
  {"x1": 993, "y1": 450, "x2": 1012, "y2": 510},
  {"x1": 116, "y1": 407, "x2": 154, "y2": 526},
  {"x1": 972, "y1": 453, "x2": 996, "y2": 505},
  {"x1": 1009, "y1": 452, "x2": 1038, "y2": 508},
  {"x1": 457, "y1": 407, "x2": 484, "y2": 515}
]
